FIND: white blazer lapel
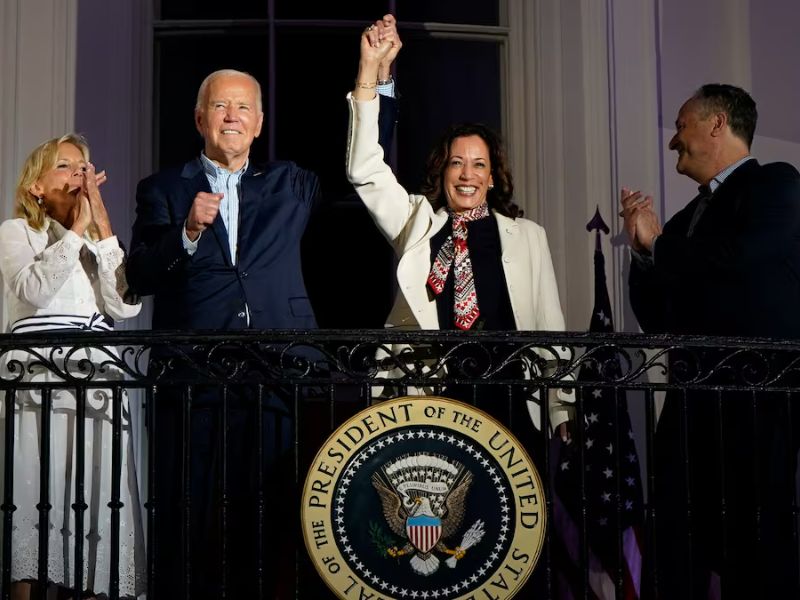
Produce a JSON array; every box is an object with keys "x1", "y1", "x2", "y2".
[
  {"x1": 395, "y1": 207, "x2": 449, "y2": 329},
  {"x1": 405, "y1": 207, "x2": 448, "y2": 255},
  {"x1": 495, "y1": 212, "x2": 535, "y2": 330}
]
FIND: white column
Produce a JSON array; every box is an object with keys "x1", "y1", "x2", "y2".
[
  {"x1": 512, "y1": 0, "x2": 614, "y2": 330},
  {"x1": 508, "y1": 0, "x2": 578, "y2": 325},
  {"x1": 0, "y1": 0, "x2": 78, "y2": 329},
  {"x1": 509, "y1": 0, "x2": 662, "y2": 331}
]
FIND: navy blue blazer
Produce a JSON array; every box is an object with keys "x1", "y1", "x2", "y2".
[
  {"x1": 630, "y1": 159, "x2": 800, "y2": 338},
  {"x1": 128, "y1": 159, "x2": 319, "y2": 330},
  {"x1": 128, "y1": 95, "x2": 398, "y2": 331}
]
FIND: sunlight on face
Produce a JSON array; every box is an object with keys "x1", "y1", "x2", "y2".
[
  {"x1": 195, "y1": 73, "x2": 264, "y2": 170},
  {"x1": 444, "y1": 135, "x2": 494, "y2": 213}
]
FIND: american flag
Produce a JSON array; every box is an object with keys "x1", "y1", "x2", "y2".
[{"x1": 552, "y1": 236, "x2": 645, "y2": 599}]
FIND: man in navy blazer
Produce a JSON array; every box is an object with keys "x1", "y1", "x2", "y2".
[
  {"x1": 128, "y1": 54, "x2": 399, "y2": 598},
  {"x1": 129, "y1": 153, "x2": 319, "y2": 330},
  {"x1": 129, "y1": 73, "x2": 398, "y2": 331},
  {"x1": 621, "y1": 84, "x2": 800, "y2": 599}
]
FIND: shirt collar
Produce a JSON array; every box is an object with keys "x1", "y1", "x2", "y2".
[
  {"x1": 200, "y1": 152, "x2": 249, "y2": 180},
  {"x1": 707, "y1": 155, "x2": 752, "y2": 193}
]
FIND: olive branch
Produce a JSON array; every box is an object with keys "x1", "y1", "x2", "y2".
[{"x1": 369, "y1": 521, "x2": 398, "y2": 557}]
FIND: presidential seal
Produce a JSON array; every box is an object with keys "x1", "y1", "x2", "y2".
[{"x1": 301, "y1": 396, "x2": 546, "y2": 600}]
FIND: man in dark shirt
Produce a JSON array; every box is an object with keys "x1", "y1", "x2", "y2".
[{"x1": 621, "y1": 83, "x2": 800, "y2": 599}]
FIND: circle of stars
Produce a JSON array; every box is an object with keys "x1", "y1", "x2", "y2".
[{"x1": 333, "y1": 428, "x2": 513, "y2": 598}]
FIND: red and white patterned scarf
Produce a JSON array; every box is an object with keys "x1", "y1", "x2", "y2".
[{"x1": 427, "y1": 202, "x2": 491, "y2": 330}]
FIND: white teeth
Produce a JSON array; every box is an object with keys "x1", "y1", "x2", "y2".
[
  {"x1": 221, "y1": 130, "x2": 241, "y2": 134},
  {"x1": 456, "y1": 186, "x2": 477, "y2": 194}
]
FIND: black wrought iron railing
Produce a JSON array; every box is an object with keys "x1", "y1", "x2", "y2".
[{"x1": 0, "y1": 330, "x2": 798, "y2": 599}]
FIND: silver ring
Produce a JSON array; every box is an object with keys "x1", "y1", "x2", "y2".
[{"x1": 366, "y1": 24, "x2": 374, "y2": 32}]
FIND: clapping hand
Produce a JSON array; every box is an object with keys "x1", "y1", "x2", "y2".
[
  {"x1": 619, "y1": 187, "x2": 660, "y2": 253},
  {"x1": 83, "y1": 162, "x2": 113, "y2": 239}
]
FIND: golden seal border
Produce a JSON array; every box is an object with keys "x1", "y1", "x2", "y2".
[{"x1": 301, "y1": 396, "x2": 547, "y2": 600}]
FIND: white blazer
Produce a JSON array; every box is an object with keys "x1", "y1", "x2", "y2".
[{"x1": 345, "y1": 93, "x2": 574, "y2": 430}]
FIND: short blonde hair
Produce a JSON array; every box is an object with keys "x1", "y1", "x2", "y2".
[{"x1": 15, "y1": 134, "x2": 90, "y2": 230}]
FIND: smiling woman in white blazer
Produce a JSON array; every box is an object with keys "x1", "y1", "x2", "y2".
[{"x1": 346, "y1": 16, "x2": 573, "y2": 435}]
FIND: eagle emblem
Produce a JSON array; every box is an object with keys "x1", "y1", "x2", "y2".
[{"x1": 371, "y1": 453, "x2": 485, "y2": 576}]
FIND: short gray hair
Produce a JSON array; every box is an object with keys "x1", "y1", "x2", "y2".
[{"x1": 195, "y1": 69, "x2": 263, "y2": 112}]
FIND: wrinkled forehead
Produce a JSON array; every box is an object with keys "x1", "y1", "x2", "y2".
[{"x1": 205, "y1": 74, "x2": 260, "y2": 104}]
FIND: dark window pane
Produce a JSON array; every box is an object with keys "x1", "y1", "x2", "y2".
[
  {"x1": 158, "y1": 0, "x2": 268, "y2": 20},
  {"x1": 275, "y1": 0, "x2": 388, "y2": 20},
  {"x1": 397, "y1": 0, "x2": 500, "y2": 26},
  {"x1": 395, "y1": 35, "x2": 502, "y2": 192},
  {"x1": 274, "y1": 26, "x2": 395, "y2": 328},
  {"x1": 154, "y1": 33, "x2": 270, "y2": 170},
  {"x1": 274, "y1": 26, "x2": 359, "y2": 199},
  {"x1": 302, "y1": 200, "x2": 396, "y2": 328}
]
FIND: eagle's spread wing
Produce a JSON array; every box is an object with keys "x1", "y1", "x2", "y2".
[
  {"x1": 371, "y1": 475, "x2": 406, "y2": 537},
  {"x1": 441, "y1": 471, "x2": 473, "y2": 538}
]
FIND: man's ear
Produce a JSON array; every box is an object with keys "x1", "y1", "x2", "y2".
[
  {"x1": 195, "y1": 109, "x2": 204, "y2": 136},
  {"x1": 710, "y1": 111, "x2": 728, "y2": 137}
]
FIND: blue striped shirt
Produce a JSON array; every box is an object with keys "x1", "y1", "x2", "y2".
[{"x1": 200, "y1": 153, "x2": 247, "y2": 264}]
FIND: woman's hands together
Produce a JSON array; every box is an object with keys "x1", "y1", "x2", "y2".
[{"x1": 70, "y1": 163, "x2": 112, "y2": 239}]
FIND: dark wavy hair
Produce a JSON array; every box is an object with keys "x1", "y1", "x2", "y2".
[
  {"x1": 420, "y1": 122, "x2": 522, "y2": 219},
  {"x1": 692, "y1": 83, "x2": 757, "y2": 148}
]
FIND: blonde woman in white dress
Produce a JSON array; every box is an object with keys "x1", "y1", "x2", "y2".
[{"x1": 0, "y1": 134, "x2": 144, "y2": 599}]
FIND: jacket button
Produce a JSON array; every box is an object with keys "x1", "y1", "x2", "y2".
[
  {"x1": 241, "y1": 271, "x2": 248, "y2": 279},
  {"x1": 237, "y1": 311, "x2": 246, "y2": 318}
]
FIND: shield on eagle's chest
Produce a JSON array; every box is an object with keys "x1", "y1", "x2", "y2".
[{"x1": 406, "y1": 514, "x2": 442, "y2": 553}]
